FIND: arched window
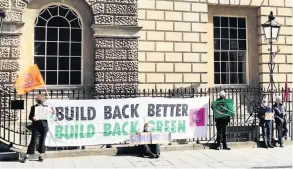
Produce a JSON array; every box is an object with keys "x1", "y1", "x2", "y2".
[{"x1": 34, "y1": 5, "x2": 82, "y2": 85}]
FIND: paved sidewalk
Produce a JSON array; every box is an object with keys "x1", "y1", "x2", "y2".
[{"x1": 1, "y1": 146, "x2": 292, "y2": 169}]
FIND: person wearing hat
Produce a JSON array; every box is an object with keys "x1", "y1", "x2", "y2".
[
  {"x1": 257, "y1": 99, "x2": 274, "y2": 148},
  {"x1": 140, "y1": 123, "x2": 160, "y2": 158},
  {"x1": 212, "y1": 91, "x2": 231, "y2": 150},
  {"x1": 22, "y1": 94, "x2": 51, "y2": 163},
  {"x1": 273, "y1": 95, "x2": 288, "y2": 147}
]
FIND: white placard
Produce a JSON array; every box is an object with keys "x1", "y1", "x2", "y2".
[
  {"x1": 265, "y1": 113, "x2": 274, "y2": 120},
  {"x1": 35, "y1": 106, "x2": 53, "y2": 120}
]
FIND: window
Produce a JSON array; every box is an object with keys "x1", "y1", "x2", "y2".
[
  {"x1": 34, "y1": 5, "x2": 82, "y2": 85},
  {"x1": 213, "y1": 16, "x2": 247, "y2": 85}
]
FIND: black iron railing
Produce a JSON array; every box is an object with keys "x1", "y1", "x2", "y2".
[{"x1": 0, "y1": 86, "x2": 292, "y2": 147}]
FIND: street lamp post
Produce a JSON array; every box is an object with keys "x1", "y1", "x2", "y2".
[
  {"x1": 0, "y1": 9, "x2": 5, "y2": 33},
  {"x1": 261, "y1": 11, "x2": 281, "y2": 143}
]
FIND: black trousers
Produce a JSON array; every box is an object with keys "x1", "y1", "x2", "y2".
[
  {"x1": 27, "y1": 125, "x2": 48, "y2": 154},
  {"x1": 215, "y1": 119, "x2": 229, "y2": 147},
  {"x1": 261, "y1": 121, "x2": 272, "y2": 147},
  {"x1": 276, "y1": 121, "x2": 288, "y2": 145},
  {"x1": 141, "y1": 144, "x2": 160, "y2": 155}
]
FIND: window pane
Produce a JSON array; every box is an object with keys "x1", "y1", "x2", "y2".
[
  {"x1": 238, "y1": 40, "x2": 246, "y2": 50},
  {"x1": 39, "y1": 9, "x2": 51, "y2": 20},
  {"x1": 230, "y1": 73, "x2": 238, "y2": 84},
  {"x1": 214, "y1": 73, "x2": 220, "y2": 84},
  {"x1": 213, "y1": 17, "x2": 220, "y2": 27},
  {"x1": 238, "y1": 18, "x2": 246, "y2": 28},
  {"x1": 221, "y1": 52, "x2": 228, "y2": 61},
  {"x1": 229, "y1": 51, "x2": 237, "y2": 61},
  {"x1": 221, "y1": 17, "x2": 228, "y2": 27},
  {"x1": 48, "y1": 6, "x2": 58, "y2": 16},
  {"x1": 71, "y1": 43, "x2": 81, "y2": 56},
  {"x1": 214, "y1": 28, "x2": 220, "y2": 38},
  {"x1": 71, "y1": 29, "x2": 82, "y2": 42},
  {"x1": 238, "y1": 73, "x2": 246, "y2": 84},
  {"x1": 59, "y1": 43, "x2": 70, "y2": 56},
  {"x1": 221, "y1": 73, "x2": 229, "y2": 84},
  {"x1": 71, "y1": 57, "x2": 81, "y2": 70},
  {"x1": 221, "y1": 28, "x2": 229, "y2": 38},
  {"x1": 59, "y1": 28, "x2": 70, "y2": 41},
  {"x1": 35, "y1": 17, "x2": 46, "y2": 26},
  {"x1": 46, "y1": 42, "x2": 58, "y2": 55},
  {"x1": 221, "y1": 40, "x2": 229, "y2": 50},
  {"x1": 46, "y1": 71, "x2": 57, "y2": 85},
  {"x1": 229, "y1": 17, "x2": 237, "y2": 28},
  {"x1": 214, "y1": 62, "x2": 220, "y2": 72},
  {"x1": 34, "y1": 42, "x2": 45, "y2": 55},
  {"x1": 40, "y1": 71, "x2": 45, "y2": 80},
  {"x1": 230, "y1": 62, "x2": 237, "y2": 72},
  {"x1": 238, "y1": 62, "x2": 246, "y2": 72},
  {"x1": 70, "y1": 71, "x2": 81, "y2": 85},
  {"x1": 59, "y1": 57, "x2": 69, "y2": 70},
  {"x1": 71, "y1": 19, "x2": 81, "y2": 28},
  {"x1": 230, "y1": 29, "x2": 237, "y2": 39},
  {"x1": 35, "y1": 27, "x2": 45, "y2": 41},
  {"x1": 238, "y1": 29, "x2": 246, "y2": 39},
  {"x1": 230, "y1": 40, "x2": 237, "y2": 50},
  {"x1": 238, "y1": 51, "x2": 246, "y2": 61},
  {"x1": 58, "y1": 71, "x2": 69, "y2": 85},
  {"x1": 214, "y1": 39, "x2": 220, "y2": 50},
  {"x1": 66, "y1": 10, "x2": 77, "y2": 21},
  {"x1": 59, "y1": 6, "x2": 69, "y2": 17},
  {"x1": 221, "y1": 62, "x2": 229, "y2": 72},
  {"x1": 46, "y1": 57, "x2": 57, "y2": 70},
  {"x1": 34, "y1": 57, "x2": 45, "y2": 70},
  {"x1": 214, "y1": 52, "x2": 220, "y2": 61},
  {"x1": 47, "y1": 28, "x2": 58, "y2": 41},
  {"x1": 48, "y1": 17, "x2": 69, "y2": 27}
]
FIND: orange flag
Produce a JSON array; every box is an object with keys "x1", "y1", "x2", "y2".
[{"x1": 15, "y1": 64, "x2": 45, "y2": 95}]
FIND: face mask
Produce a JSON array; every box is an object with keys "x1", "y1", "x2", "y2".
[
  {"x1": 144, "y1": 127, "x2": 150, "y2": 132},
  {"x1": 262, "y1": 103, "x2": 268, "y2": 107}
]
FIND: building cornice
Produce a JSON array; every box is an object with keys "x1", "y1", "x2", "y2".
[{"x1": 92, "y1": 25, "x2": 142, "y2": 38}]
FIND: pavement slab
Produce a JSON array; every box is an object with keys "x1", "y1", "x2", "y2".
[{"x1": 1, "y1": 146, "x2": 292, "y2": 169}]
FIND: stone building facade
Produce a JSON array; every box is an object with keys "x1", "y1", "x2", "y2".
[{"x1": 0, "y1": 0, "x2": 292, "y2": 92}]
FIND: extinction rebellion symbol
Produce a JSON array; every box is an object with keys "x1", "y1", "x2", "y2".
[
  {"x1": 189, "y1": 108, "x2": 205, "y2": 127},
  {"x1": 20, "y1": 73, "x2": 34, "y2": 88}
]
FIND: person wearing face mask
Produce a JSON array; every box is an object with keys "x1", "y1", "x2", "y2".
[
  {"x1": 211, "y1": 91, "x2": 231, "y2": 150},
  {"x1": 273, "y1": 95, "x2": 288, "y2": 147},
  {"x1": 22, "y1": 94, "x2": 49, "y2": 163},
  {"x1": 140, "y1": 123, "x2": 160, "y2": 158},
  {"x1": 257, "y1": 99, "x2": 274, "y2": 148}
]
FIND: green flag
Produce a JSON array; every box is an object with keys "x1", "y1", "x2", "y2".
[{"x1": 212, "y1": 99, "x2": 235, "y2": 119}]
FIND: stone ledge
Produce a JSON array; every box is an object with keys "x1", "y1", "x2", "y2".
[{"x1": 11, "y1": 140, "x2": 292, "y2": 159}]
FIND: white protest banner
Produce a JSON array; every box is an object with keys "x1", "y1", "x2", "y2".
[
  {"x1": 35, "y1": 106, "x2": 53, "y2": 120},
  {"x1": 45, "y1": 97, "x2": 209, "y2": 147}
]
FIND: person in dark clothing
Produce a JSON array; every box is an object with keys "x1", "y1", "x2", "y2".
[
  {"x1": 212, "y1": 91, "x2": 231, "y2": 150},
  {"x1": 257, "y1": 99, "x2": 274, "y2": 148},
  {"x1": 22, "y1": 94, "x2": 51, "y2": 163},
  {"x1": 140, "y1": 123, "x2": 160, "y2": 158},
  {"x1": 273, "y1": 96, "x2": 288, "y2": 147}
]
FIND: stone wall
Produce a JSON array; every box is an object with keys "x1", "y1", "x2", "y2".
[{"x1": 137, "y1": 0, "x2": 292, "y2": 90}]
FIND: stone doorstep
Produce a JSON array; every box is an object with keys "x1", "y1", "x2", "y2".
[{"x1": 11, "y1": 140, "x2": 292, "y2": 159}]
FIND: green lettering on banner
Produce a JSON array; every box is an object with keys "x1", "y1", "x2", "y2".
[
  {"x1": 130, "y1": 121, "x2": 138, "y2": 133},
  {"x1": 178, "y1": 120, "x2": 186, "y2": 133},
  {"x1": 64, "y1": 125, "x2": 74, "y2": 139},
  {"x1": 80, "y1": 124, "x2": 85, "y2": 138},
  {"x1": 164, "y1": 120, "x2": 170, "y2": 132},
  {"x1": 75, "y1": 124, "x2": 79, "y2": 138},
  {"x1": 156, "y1": 121, "x2": 163, "y2": 132},
  {"x1": 112, "y1": 122, "x2": 121, "y2": 136},
  {"x1": 55, "y1": 125, "x2": 63, "y2": 139},
  {"x1": 103, "y1": 123, "x2": 111, "y2": 136},
  {"x1": 87, "y1": 124, "x2": 95, "y2": 138},
  {"x1": 122, "y1": 122, "x2": 128, "y2": 135},
  {"x1": 171, "y1": 120, "x2": 176, "y2": 133},
  {"x1": 149, "y1": 120, "x2": 155, "y2": 131}
]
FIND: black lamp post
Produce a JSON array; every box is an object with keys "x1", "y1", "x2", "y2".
[
  {"x1": 261, "y1": 11, "x2": 281, "y2": 144},
  {"x1": 261, "y1": 11, "x2": 281, "y2": 105},
  {"x1": 0, "y1": 9, "x2": 5, "y2": 33}
]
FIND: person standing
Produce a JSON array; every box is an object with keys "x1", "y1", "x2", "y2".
[
  {"x1": 212, "y1": 91, "x2": 231, "y2": 150},
  {"x1": 22, "y1": 94, "x2": 50, "y2": 163},
  {"x1": 257, "y1": 99, "x2": 274, "y2": 148},
  {"x1": 273, "y1": 95, "x2": 288, "y2": 147}
]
